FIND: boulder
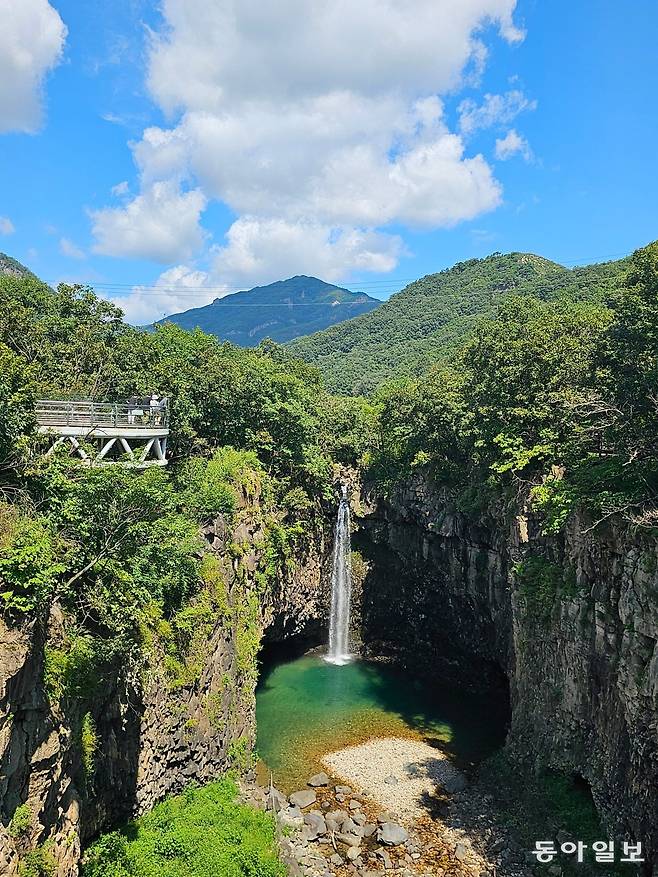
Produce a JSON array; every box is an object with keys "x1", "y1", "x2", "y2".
[
  {"x1": 341, "y1": 816, "x2": 363, "y2": 836},
  {"x1": 304, "y1": 811, "x2": 327, "y2": 838},
  {"x1": 265, "y1": 787, "x2": 288, "y2": 811},
  {"x1": 290, "y1": 789, "x2": 317, "y2": 808},
  {"x1": 336, "y1": 832, "x2": 362, "y2": 848},
  {"x1": 335, "y1": 784, "x2": 352, "y2": 794},
  {"x1": 378, "y1": 822, "x2": 409, "y2": 846},
  {"x1": 280, "y1": 806, "x2": 304, "y2": 829},
  {"x1": 308, "y1": 772, "x2": 330, "y2": 787},
  {"x1": 384, "y1": 775, "x2": 398, "y2": 785},
  {"x1": 443, "y1": 772, "x2": 467, "y2": 793},
  {"x1": 325, "y1": 809, "x2": 348, "y2": 832},
  {"x1": 376, "y1": 848, "x2": 394, "y2": 869}
]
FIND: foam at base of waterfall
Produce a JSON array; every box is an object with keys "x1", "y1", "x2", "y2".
[{"x1": 323, "y1": 653, "x2": 353, "y2": 666}]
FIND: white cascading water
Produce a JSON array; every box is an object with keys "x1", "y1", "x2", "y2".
[{"x1": 326, "y1": 485, "x2": 353, "y2": 666}]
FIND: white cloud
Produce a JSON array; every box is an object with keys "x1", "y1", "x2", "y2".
[
  {"x1": 458, "y1": 90, "x2": 536, "y2": 135},
  {"x1": 59, "y1": 237, "x2": 86, "y2": 259},
  {"x1": 132, "y1": 96, "x2": 500, "y2": 229},
  {"x1": 92, "y1": 0, "x2": 524, "y2": 289},
  {"x1": 111, "y1": 264, "x2": 213, "y2": 325},
  {"x1": 0, "y1": 216, "x2": 15, "y2": 235},
  {"x1": 495, "y1": 128, "x2": 533, "y2": 161},
  {"x1": 147, "y1": 0, "x2": 523, "y2": 114},
  {"x1": 90, "y1": 181, "x2": 207, "y2": 263},
  {"x1": 0, "y1": 0, "x2": 67, "y2": 133},
  {"x1": 213, "y1": 217, "x2": 404, "y2": 286},
  {"x1": 111, "y1": 180, "x2": 130, "y2": 197}
]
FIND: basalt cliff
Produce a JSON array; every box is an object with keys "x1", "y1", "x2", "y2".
[
  {"x1": 1, "y1": 472, "x2": 657, "y2": 875},
  {"x1": 354, "y1": 474, "x2": 658, "y2": 873},
  {"x1": 0, "y1": 484, "x2": 331, "y2": 876}
]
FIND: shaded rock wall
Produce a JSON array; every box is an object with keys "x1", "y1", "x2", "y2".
[{"x1": 356, "y1": 474, "x2": 658, "y2": 872}]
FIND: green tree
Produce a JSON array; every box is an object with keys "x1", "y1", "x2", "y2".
[
  {"x1": 459, "y1": 296, "x2": 611, "y2": 479},
  {"x1": 0, "y1": 342, "x2": 35, "y2": 475}
]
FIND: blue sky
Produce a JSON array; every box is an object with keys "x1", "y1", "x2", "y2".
[{"x1": 0, "y1": 0, "x2": 656, "y2": 323}]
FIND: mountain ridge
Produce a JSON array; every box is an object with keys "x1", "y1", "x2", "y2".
[
  {"x1": 286, "y1": 250, "x2": 632, "y2": 394},
  {"x1": 153, "y1": 274, "x2": 381, "y2": 346}
]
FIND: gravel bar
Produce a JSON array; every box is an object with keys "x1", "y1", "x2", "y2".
[{"x1": 322, "y1": 736, "x2": 465, "y2": 822}]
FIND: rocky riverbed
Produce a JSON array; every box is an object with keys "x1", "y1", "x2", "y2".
[{"x1": 241, "y1": 740, "x2": 535, "y2": 877}]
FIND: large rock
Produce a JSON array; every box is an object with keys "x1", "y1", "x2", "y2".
[
  {"x1": 289, "y1": 789, "x2": 317, "y2": 808},
  {"x1": 336, "y1": 832, "x2": 362, "y2": 847},
  {"x1": 455, "y1": 843, "x2": 469, "y2": 861},
  {"x1": 303, "y1": 810, "x2": 327, "y2": 838},
  {"x1": 265, "y1": 787, "x2": 288, "y2": 811},
  {"x1": 308, "y1": 772, "x2": 330, "y2": 787},
  {"x1": 280, "y1": 805, "x2": 304, "y2": 829},
  {"x1": 340, "y1": 816, "x2": 363, "y2": 836},
  {"x1": 378, "y1": 822, "x2": 409, "y2": 846},
  {"x1": 325, "y1": 809, "x2": 348, "y2": 832}
]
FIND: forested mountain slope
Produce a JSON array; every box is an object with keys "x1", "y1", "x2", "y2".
[
  {"x1": 286, "y1": 251, "x2": 631, "y2": 394},
  {"x1": 154, "y1": 274, "x2": 380, "y2": 346}
]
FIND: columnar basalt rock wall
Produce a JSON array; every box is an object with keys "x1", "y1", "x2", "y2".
[
  {"x1": 356, "y1": 474, "x2": 658, "y2": 872},
  {"x1": 0, "y1": 489, "x2": 331, "y2": 876}
]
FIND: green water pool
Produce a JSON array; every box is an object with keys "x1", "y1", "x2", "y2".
[{"x1": 255, "y1": 652, "x2": 508, "y2": 791}]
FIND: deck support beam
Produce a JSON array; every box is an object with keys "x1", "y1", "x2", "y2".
[{"x1": 37, "y1": 422, "x2": 170, "y2": 469}]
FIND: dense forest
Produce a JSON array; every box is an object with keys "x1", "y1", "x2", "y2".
[
  {"x1": 287, "y1": 251, "x2": 631, "y2": 395},
  {"x1": 2, "y1": 240, "x2": 657, "y2": 651},
  {"x1": 0, "y1": 265, "x2": 377, "y2": 616},
  {"x1": 0, "y1": 267, "x2": 373, "y2": 875},
  {"x1": 0, "y1": 240, "x2": 656, "y2": 874}
]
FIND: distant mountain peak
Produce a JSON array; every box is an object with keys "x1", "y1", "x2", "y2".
[
  {"x1": 0, "y1": 252, "x2": 37, "y2": 280},
  {"x1": 154, "y1": 274, "x2": 381, "y2": 346}
]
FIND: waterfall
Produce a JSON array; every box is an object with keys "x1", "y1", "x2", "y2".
[{"x1": 326, "y1": 485, "x2": 353, "y2": 665}]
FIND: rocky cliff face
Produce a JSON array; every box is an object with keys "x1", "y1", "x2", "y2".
[
  {"x1": 4, "y1": 467, "x2": 656, "y2": 876},
  {"x1": 0, "y1": 487, "x2": 330, "y2": 876},
  {"x1": 355, "y1": 474, "x2": 658, "y2": 873}
]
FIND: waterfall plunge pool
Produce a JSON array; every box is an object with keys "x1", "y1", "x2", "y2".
[{"x1": 255, "y1": 646, "x2": 509, "y2": 792}]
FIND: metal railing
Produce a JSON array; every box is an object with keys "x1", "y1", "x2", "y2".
[{"x1": 35, "y1": 400, "x2": 170, "y2": 429}]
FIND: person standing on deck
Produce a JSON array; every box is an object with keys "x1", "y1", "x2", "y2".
[
  {"x1": 127, "y1": 396, "x2": 142, "y2": 425},
  {"x1": 149, "y1": 393, "x2": 160, "y2": 425}
]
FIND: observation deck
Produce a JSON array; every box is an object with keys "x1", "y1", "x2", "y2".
[{"x1": 36, "y1": 399, "x2": 169, "y2": 467}]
